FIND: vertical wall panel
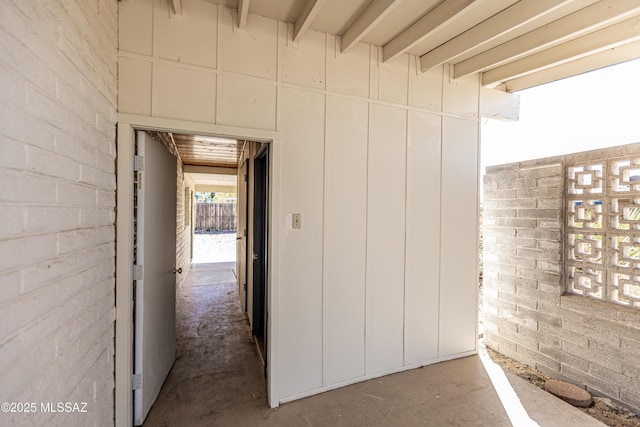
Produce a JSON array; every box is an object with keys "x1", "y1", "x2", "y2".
[
  {"x1": 278, "y1": 87, "x2": 325, "y2": 397},
  {"x1": 404, "y1": 111, "x2": 441, "y2": 364},
  {"x1": 324, "y1": 96, "x2": 368, "y2": 385},
  {"x1": 157, "y1": 0, "x2": 218, "y2": 68},
  {"x1": 220, "y1": 7, "x2": 277, "y2": 80},
  {"x1": 439, "y1": 117, "x2": 479, "y2": 356},
  {"x1": 327, "y1": 36, "x2": 370, "y2": 98},
  {"x1": 154, "y1": 63, "x2": 216, "y2": 123},
  {"x1": 119, "y1": 0, "x2": 153, "y2": 56},
  {"x1": 378, "y1": 54, "x2": 409, "y2": 105},
  {"x1": 442, "y1": 67, "x2": 479, "y2": 119},
  {"x1": 409, "y1": 60, "x2": 443, "y2": 112},
  {"x1": 366, "y1": 104, "x2": 406, "y2": 374},
  {"x1": 118, "y1": 58, "x2": 152, "y2": 116},
  {"x1": 218, "y1": 75, "x2": 276, "y2": 130},
  {"x1": 280, "y1": 26, "x2": 326, "y2": 90}
]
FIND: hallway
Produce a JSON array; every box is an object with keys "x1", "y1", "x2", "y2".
[{"x1": 143, "y1": 262, "x2": 266, "y2": 425}]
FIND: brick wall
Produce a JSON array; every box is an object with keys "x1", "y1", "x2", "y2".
[
  {"x1": 484, "y1": 143, "x2": 640, "y2": 413},
  {"x1": 0, "y1": 1, "x2": 117, "y2": 425},
  {"x1": 176, "y1": 164, "x2": 194, "y2": 289}
]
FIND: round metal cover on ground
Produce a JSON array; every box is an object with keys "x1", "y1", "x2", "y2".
[{"x1": 544, "y1": 379, "x2": 592, "y2": 407}]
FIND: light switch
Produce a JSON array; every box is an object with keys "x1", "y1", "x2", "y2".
[{"x1": 292, "y1": 213, "x2": 301, "y2": 229}]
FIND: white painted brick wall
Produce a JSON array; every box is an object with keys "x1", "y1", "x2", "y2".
[{"x1": 0, "y1": 0, "x2": 117, "y2": 425}]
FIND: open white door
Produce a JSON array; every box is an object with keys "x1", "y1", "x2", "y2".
[{"x1": 134, "y1": 131, "x2": 177, "y2": 425}]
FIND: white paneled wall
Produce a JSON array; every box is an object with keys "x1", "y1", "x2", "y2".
[
  {"x1": 366, "y1": 104, "x2": 407, "y2": 375},
  {"x1": 324, "y1": 96, "x2": 368, "y2": 385},
  {"x1": 440, "y1": 117, "x2": 480, "y2": 356},
  {"x1": 278, "y1": 87, "x2": 325, "y2": 395},
  {"x1": 405, "y1": 111, "x2": 442, "y2": 364},
  {"x1": 119, "y1": 0, "x2": 480, "y2": 404}
]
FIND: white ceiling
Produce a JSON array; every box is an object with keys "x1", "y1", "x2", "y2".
[
  {"x1": 187, "y1": 173, "x2": 237, "y2": 187},
  {"x1": 192, "y1": 0, "x2": 640, "y2": 91}
]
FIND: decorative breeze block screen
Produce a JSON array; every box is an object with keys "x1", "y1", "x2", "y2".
[{"x1": 566, "y1": 158, "x2": 640, "y2": 309}]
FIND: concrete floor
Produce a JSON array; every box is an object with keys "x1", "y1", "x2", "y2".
[{"x1": 143, "y1": 262, "x2": 604, "y2": 427}]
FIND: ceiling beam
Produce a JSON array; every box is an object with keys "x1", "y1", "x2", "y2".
[
  {"x1": 171, "y1": 0, "x2": 182, "y2": 15},
  {"x1": 341, "y1": 0, "x2": 403, "y2": 54},
  {"x1": 195, "y1": 184, "x2": 238, "y2": 193},
  {"x1": 454, "y1": 0, "x2": 640, "y2": 78},
  {"x1": 168, "y1": 133, "x2": 183, "y2": 165},
  {"x1": 480, "y1": 87, "x2": 520, "y2": 121},
  {"x1": 238, "y1": 0, "x2": 250, "y2": 29},
  {"x1": 482, "y1": 16, "x2": 640, "y2": 86},
  {"x1": 293, "y1": 0, "x2": 327, "y2": 42},
  {"x1": 184, "y1": 165, "x2": 238, "y2": 175},
  {"x1": 382, "y1": 0, "x2": 477, "y2": 63},
  {"x1": 504, "y1": 39, "x2": 640, "y2": 92},
  {"x1": 419, "y1": 0, "x2": 574, "y2": 72}
]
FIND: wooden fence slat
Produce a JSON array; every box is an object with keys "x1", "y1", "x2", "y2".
[{"x1": 195, "y1": 202, "x2": 237, "y2": 232}]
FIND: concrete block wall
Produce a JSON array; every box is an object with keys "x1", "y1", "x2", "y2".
[
  {"x1": 0, "y1": 0, "x2": 117, "y2": 425},
  {"x1": 483, "y1": 143, "x2": 640, "y2": 413}
]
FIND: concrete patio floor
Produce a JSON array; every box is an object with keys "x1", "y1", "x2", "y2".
[{"x1": 142, "y1": 262, "x2": 604, "y2": 427}]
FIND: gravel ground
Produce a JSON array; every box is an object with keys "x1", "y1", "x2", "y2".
[{"x1": 192, "y1": 231, "x2": 237, "y2": 264}]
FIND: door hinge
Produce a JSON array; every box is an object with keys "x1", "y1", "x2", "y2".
[
  {"x1": 132, "y1": 374, "x2": 141, "y2": 391},
  {"x1": 133, "y1": 264, "x2": 143, "y2": 281},
  {"x1": 134, "y1": 155, "x2": 144, "y2": 171},
  {"x1": 243, "y1": 282, "x2": 247, "y2": 292}
]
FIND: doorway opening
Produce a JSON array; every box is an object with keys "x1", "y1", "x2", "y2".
[
  {"x1": 127, "y1": 129, "x2": 273, "y2": 425},
  {"x1": 191, "y1": 180, "x2": 238, "y2": 266}
]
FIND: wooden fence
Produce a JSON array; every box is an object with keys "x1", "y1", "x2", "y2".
[{"x1": 194, "y1": 202, "x2": 237, "y2": 232}]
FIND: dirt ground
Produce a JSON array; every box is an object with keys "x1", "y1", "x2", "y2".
[
  {"x1": 485, "y1": 346, "x2": 640, "y2": 427},
  {"x1": 192, "y1": 231, "x2": 237, "y2": 264}
]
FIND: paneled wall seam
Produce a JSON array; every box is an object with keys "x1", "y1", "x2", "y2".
[
  {"x1": 216, "y1": 4, "x2": 223, "y2": 124},
  {"x1": 402, "y1": 109, "x2": 409, "y2": 365},
  {"x1": 437, "y1": 114, "x2": 444, "y2": 358},
  {"x1": 321, "y1": 91, "x2": 327, "y2": 388},
  {"x1": 275, "y1": 20, "x2": 282, "y2": 132},
  {"x1": 364, "y1": 101, "x2": 371, "y2": 375},
  {"x1": 321, "y1": 28, "x2": 328, "y2": 389}
]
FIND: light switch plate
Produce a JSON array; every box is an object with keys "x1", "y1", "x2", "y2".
[{"x1": 292, "y1": 213, "x2": 301, "y2": 229}]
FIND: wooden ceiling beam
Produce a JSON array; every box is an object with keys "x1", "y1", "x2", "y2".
[
  {"x1": 419, "y1": 0, "x2": 575, "y2": 71},
  {"x1": 341, "y1": 0, "x2": 403, "y2": 54},
  {"x1": 454, "y1": 0, "x2": 640, "y2": 79},
  {"x1": 293, "y1": 0, "x2": 327, "y2": 42},
  {"x1": 238, "y1": 0, "x2": 250, "y2": 29},
  {"x1": 170, "y1": 0, "x2": 182, "y2": 15},
  {"x1": 382, "y1": 0, "x2": 477, "y2": 63},
  {"x1": 504, "y1": 39, "x2": 640, "y2": 92},
  {"x1": 482, "y1": 16, "x2": 640, "y2": 86},
  {"x1": 184, "y1": 165, "x2": 238, "y2": 175}
]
